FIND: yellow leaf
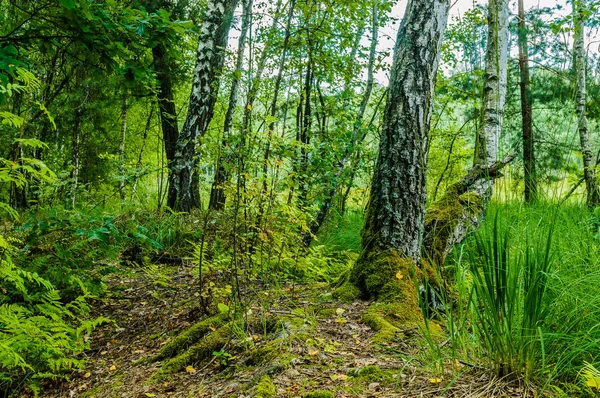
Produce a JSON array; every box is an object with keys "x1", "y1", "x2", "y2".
[
  {"x1": 185, "y1": 365, "x2": 197, "y2": 374},
  {"x1": 337, "y1": 374, "x2": 349, "y2": 381},
  {"x1": 429, "y1": 377, "x2": 443, "y2": 384},
  {"x1": 335, "y1": 308, "x2": 345, "y2": 316},
  {"x1": 247, "y1": 104, "x2": 252, "y2": 111},
  {"x1": 308, "y1": 349, "x2": 319, "y2": 356},
  {"x1": 144, "y1": 394, "x2": 156, "y2": 397},
  {"x1": 395, "y1": 272, "x2": 404, "y2": 280},
  {"x1": 83, "y1": 372, "x2": 91, "y2": 378},
  {"x1": 109, "y1": 365, "x2": 116, "y2": 371}
]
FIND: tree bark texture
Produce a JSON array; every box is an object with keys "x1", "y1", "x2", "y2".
[
  {"x1": 423, "y1": 0, "x2": 509, "y2": 266},
  {"x1": 518, "y1": 0, "x2": 536, "y2": 203},
  {"x1": 168, "y1": 0, "x2": 239, "y2": 211},
  {"x1": 359, "y1": 0, "x2": 449, "y2": 263},
  {"x1": 573, "y1": 0, "x2": 599, "y2": 207}
]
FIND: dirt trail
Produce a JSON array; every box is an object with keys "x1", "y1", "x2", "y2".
[{"x1": 40, "y1": 262, "x2": 531, "y2": 398}]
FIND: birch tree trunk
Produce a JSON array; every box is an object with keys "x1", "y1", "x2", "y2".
[
  {"x1": 337, "y1": 0, "x2": 450, "y2": 305},
  {"x1": 209, "y1": 0, "x2": 253, "y2": 211},
  {"x1": 167, "y1": 0, "x2": 239, "y2": 211},
  {"x1": 518, "y1": 0, "x2": 536, "y2": 203},
  {"x1": 423, "y1": 0, "x2": 509, "y2": 266},
  {"x1": 573, "y1": 0, "x2": 599, "y2": 207}
]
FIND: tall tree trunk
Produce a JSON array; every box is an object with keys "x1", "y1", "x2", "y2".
[
  {"x1": 338, "y1": 0, "x2": 450, "y2": 306},
  {"x1": 302, "y1": 4, "x2": 378, "y2": 247},
  {"x1": 518, "y1": 0, "x2": 536, "y2": 203},
  {"x1": 168, "y1": 0, "x2": 239, "y2": 211},
  {"x1": 423, "y1": 0, "x2": 509, "y2": 266},
  {"x1": 118, "y1": 91, "x2": 128, "y2": 200},
  {"x1": 131, "y1": 104, "x2": 154, "y2": 201},
  {"x1": 209, "y1": 0, "x2": 253, "y2": 211},
  {"x1": 253, "y1": 0, "x2": 296, "y2": 237},
  {"x1": 573, "y1": 0, "x2": 599, "y2": 207},
  {"x1": 152, "y1": 42, "x2": 179, "y2": 181}
]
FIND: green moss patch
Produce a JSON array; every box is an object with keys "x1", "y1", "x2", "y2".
[
  {"x1": 150, "y1": 312, "x2": 229, "y2": 363},
  {"x1": 156, "y1": 323, "x2": 232, "y2": 376},
  {"x1": 303, "y1": 391, "x2": 334, "y2": 398},
  {"x1": 254, "y1": 375, "x2": 277, "y2": 397}
]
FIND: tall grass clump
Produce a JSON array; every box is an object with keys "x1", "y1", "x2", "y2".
[{"x1": 467, "y1": 212, "x2": 553, "y2": 379}]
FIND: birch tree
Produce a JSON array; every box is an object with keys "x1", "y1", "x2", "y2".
[
  {"x1": 573, "y1": 0, "x2": 599, "y2": 207},
  {"x1": 336, "y1": 0, "x2": 450, "y2": 308},
  {"x1": 423, "y1": 0, "x2": 510, "y2": 265},
  {"x1": 167, "y1": 0, "x2": 239, "y2": 211}
]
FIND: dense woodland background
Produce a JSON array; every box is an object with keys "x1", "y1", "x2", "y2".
[{"x1": 3, "y1": 0, "x2": 600, "y2": 396}]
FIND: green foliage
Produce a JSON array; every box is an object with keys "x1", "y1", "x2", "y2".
[
  {"x1": 0, "y1": 215, "x2": 100, "y2": 395},
  {"x1": 467, "y1": 212, "x2": 554, "y2": 379}
]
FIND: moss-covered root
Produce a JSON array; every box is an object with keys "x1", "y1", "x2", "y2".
[
  {"x1": 150, "y1": 312, "x2": 229, "y2": 363},
  {"x1": 362, "y1": 306, "x2": 401, "y2": 344},
  {"x1": 157, "y1": 323, "x2": 232, "y2": 376},
  {"x1": 332, "y1": 271, "x2": 361, "y2": 303},
  {"x1": 303, "y1": 391, "x2": 334, "y2": 398},
  {"x1": 253, "y1": 375, "x2": 277, "y2": 398}
]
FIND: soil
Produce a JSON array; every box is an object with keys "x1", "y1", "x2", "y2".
[{"x1": 39, "y1": 261, "x2": 535, "y2": 398}]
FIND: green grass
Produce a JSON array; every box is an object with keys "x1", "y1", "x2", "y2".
[{"x1": 430, "y1": 202, "x2": 600, "y2": 388}]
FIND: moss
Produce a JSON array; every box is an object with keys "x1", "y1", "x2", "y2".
[
  {"x1": 303, "y1": 391, "x2": 334, "y2": 398},
  {"x1": 357, "y1": 365, "x2": 380, "y2": 377},
  {"x1": 362, "y1": 306, "x2": 401, "y2": 344},
  {"x1": 332, "y1": 279, "x2": 361, "y2": 303},
  {"x1": 424, "y1": 186, "x2": 483, "y2": 264},
  {"x1": 150, "y1": 312, "x2": 229, "y2": 362},
  {"x1": 254, "y1": 375, "x2": 276, "y2": 398},
  {"x1": 244, "y1": 341, "x2": 283, "y2": 367},
  {"x1": 158, "y1": 323, "x2": 232, "y2": 375}
]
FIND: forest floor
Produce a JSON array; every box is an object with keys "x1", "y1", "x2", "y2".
[{"x1": 40, "y1": 260, "x2": 536, "y2": 398}]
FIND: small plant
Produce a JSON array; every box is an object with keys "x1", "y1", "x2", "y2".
[{"x1": 212, "y1": 349, "x2": 233, "y2": 367}]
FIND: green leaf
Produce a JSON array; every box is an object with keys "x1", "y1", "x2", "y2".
[
  {"x1": 59, "y1": 0, "x2": 76, "y2": 10},
  {"x1": 217, "y1": 303, "x2": 229, "y2": 314}
]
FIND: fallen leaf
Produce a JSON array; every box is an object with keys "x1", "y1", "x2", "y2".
[
  {"x1": 335, "y1": 308, "x2": 345, "y2": 316},
  {"x1": 395, "y1": 271, "x2": 404, "y2": 280},
  {"x1": 83, "y1": 372, "x2": 91, "y2": 378},
  {"x1": 109, "y1": 365, "x2": 116, "y2": 371},
  {"x1": 429, "y1": 377, "x2": 443, "y2": 383},
  {"x1": 185, "y1": 365, "x2": 197, "y2": 374},
  {"x1": 308, "y1": 348, "x2": 319, "y2": 356},
  {"x1": 144, "y1": 394, "x2": 155, "y2": 397}
]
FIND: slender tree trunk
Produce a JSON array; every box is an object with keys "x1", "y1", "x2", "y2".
[
  {"x1": 152, "y1": 42, "x2": 179, "y2": 178},
  {"x1": 423, "y1": 0, "x2": 509, "y2": 265},
  {"x1": 70, "y1": 97, "x2": 82, "y2": 209},
  {"x1": 168, "y1": 0, "x2": 239, "y2": 211},
  {"x1": 573, "y1": 0, "x2": 599, "y2": 207},
  {"x1": 118, "y1": 91, "x2": 128, "y2": 201},
  {"x1": 518, "y1": 0, "x2": 536, "y2": 203},
  {"x1": 253, "y1": 0, "x2": 296, "y2": 236},
  {"x1": 209, "y1": 0, "x2": 253, "y2": 211},
  {"x1": 302, "y1": 4, "x2": 378, "y2": 247},
  {"x1": 341, "y1": 0, "x2": 450, "y2": 304},
  {"x1": 131, "y1": 104, "x2": 154, "y2": 201}
]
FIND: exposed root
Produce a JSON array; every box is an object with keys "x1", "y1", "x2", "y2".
[
  {"x1": 148, "y1": 312, "x2": 229, "y2": 363},
  {"x1": 253, "y1": 375, "x2": 277, "y2": 397},
  {"x1": 156, "y1": 323, "x2": 232, "y2": 377}
]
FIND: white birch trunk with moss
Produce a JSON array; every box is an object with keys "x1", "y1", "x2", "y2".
[{"x1": 423, "y1": 0, "x2": 509, "y2": 265}]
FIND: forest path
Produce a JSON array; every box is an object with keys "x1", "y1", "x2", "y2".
[{"x1": 41, "y1": 261, "x2": 531, "y2": 398}]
